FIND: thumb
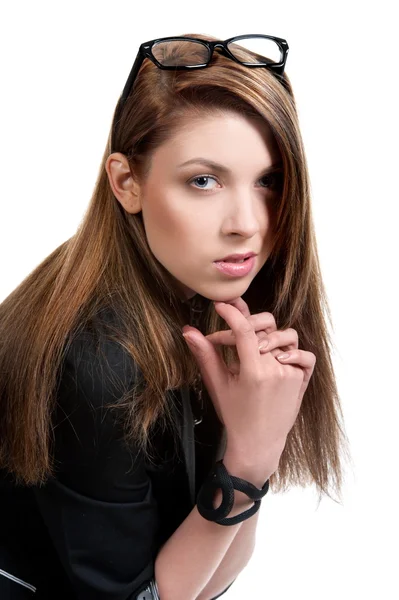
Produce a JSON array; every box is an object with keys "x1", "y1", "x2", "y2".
[{"x1": 182, "y1": 326, "x2": 228, "y2": 393}]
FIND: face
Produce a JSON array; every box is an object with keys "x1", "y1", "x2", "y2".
[{"x1": 107, "y1": 112, "x2": 283, "y2": 303}]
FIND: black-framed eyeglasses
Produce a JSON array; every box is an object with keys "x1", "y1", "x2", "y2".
[{"x1": 111, "y1": 34, "x2": 289, "y2": 153}]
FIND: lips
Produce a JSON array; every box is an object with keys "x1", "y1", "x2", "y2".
[
  {"x1": 214, "y1": 255, "x2": 256, "y2": 276},
  {"x1": 215, "y1": 252, "x2": 256, "y2": 263}
]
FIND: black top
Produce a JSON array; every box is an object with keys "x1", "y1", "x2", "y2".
[{"x1": 0, "y1": 300, "x2": 235, "y2": 599}]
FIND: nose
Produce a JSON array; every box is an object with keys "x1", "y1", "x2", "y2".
[{"x1": 222, "y1": 192, "x2": 261, "y2": 238}]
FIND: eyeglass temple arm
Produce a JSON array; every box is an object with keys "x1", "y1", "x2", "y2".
[
  {"x1": 110, "y1": 46, "x2": 146, "y2": 152},
  {"x1": 120, "y1": 46, "x2": 147, "y2": 103}
]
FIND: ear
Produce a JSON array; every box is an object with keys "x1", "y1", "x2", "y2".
[{"x1": 105, "y1": 152, "x2": 142, "y2": 214}]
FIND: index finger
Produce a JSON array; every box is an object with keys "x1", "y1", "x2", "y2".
[
  {"x1": 213, "y1": 302, "x2": 262, "y2": 377},
  {"x1": 224, "y1": 297, "x2": 251, "y2": 319},
  {"x1": 223, "y1": 297, "x2": 278, "y2": 334}
]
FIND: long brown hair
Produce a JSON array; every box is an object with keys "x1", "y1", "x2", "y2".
[{"x1": 0, "y1": 33, "x2": 351, "y2": 503}]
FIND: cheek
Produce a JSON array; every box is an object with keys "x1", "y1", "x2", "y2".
[
  {"x1": 141, "y1": 191, "x2": 172, "y2": 230},
  {"x1": 142, "y1": 194, "x2": 197, "y2": 250}
]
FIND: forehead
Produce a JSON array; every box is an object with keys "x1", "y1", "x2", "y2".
[{"x1": 151, "y1": 112, "x2": 280, "y2": 168}]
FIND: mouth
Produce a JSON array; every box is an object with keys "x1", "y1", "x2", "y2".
[
  {"x1": 213, "y1": 254, "x2": 256, "y2": 277},
  {"x1": 214, "y1": 252, "x2": 257, "y2": 263},
  {"x1": 220, "y1": 257, "x2": 249, "y2": 264}
]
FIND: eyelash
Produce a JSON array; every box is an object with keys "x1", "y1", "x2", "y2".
[{"x1": 187, "y1": 172, "x2": 283, "y2": 193}]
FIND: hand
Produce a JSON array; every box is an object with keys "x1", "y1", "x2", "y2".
[
  {"x1": 182, "y1": 297, "x2": 316, "y2": 467},
  {"x1": 205, "y1": 296, "x2": 274, "y2": 346},
  {"x1": 204, "y1": 297, "x2": 315, "y2": 408},
  {"x1": 205, "y1": 296, "x2": 283, "y2": 373}
]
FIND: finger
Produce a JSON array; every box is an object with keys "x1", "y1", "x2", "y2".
[
  {"x1": 182, "y1": 324, "x2": 233, "y2": 394},
  {"x1": 213, "y1": 302, "x2": 266, "y2": 378},
  {"x1": 224, "y1": 297, "x2": 251, "y2": 318},
  {"x1": 206, "y1": 312, "x2": 278, "y2": 344},
  {"x1": 208, "y1": 326, "x2": 298, "y2": 351},
  {"x1": 276, "y1": 350, "x2": 317, "y2": 398},
  {"x1": 207, "y1": 329, "x2": 270, "y2": 347},
  {"x1": 275, "y1": 349, "x2": 315, "y2": 371},
  {"x1": 258, "y1": 328, "x2": 299, "y2": 353}
]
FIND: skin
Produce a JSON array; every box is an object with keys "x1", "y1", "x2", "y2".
[{"x1": 105, "y1": 111, "x2": 283, "y2": 303}]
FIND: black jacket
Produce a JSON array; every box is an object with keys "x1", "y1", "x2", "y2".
[{"x1": 0, "y1": 299, "x2": 235, "y2": 599}]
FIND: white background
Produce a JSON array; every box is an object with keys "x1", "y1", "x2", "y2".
[{"x1": 1, "y1": 1, "x2": 398, "y2": 598}]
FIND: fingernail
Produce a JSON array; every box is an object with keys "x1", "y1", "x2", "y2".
[
  {"x1": 183, "y1": 333, "x2": 199, "y2": 348},
  {"x1": 258, "y1": 340, "x2": 269, "y2": 350},
  {"x1": 276, "y1": 352, "x2": 290, "y2": 360}
]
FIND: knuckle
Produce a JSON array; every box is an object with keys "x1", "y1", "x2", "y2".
[
  {"x1": 245, "y1": 366, "x2": 264, "y2": 385},
  {"x1": 263, "y1": 312, "x2": 277, "y2": 332},
  {"x1": 238, "y1": 321, "x2": 256, "y2": 337},
  {"x1": 256, "y1": 331, "x2": 269, "y2": 343},
  {"x1": 286, "y1": 327, "x2": 299, "y2": 343},
  {"x1": 263, "y1": 311, "x2": 276, "y2": 322}
]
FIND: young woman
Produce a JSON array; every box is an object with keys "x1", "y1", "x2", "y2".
[{"x1": 0, "y1": 33, "x2": 350, "y2": 599}]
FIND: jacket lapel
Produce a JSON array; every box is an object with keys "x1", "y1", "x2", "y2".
[{"x1": 180, "y1": 384, "x2": 196, "y2": 507}]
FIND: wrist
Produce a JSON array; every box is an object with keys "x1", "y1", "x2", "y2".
[{"x1": 222, "y1": 448, "x2": 277, "y2": 488}]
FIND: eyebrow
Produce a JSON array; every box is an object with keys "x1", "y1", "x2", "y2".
[{"x1": 177, "y1": 157, "x2": 284, "y2": 174}]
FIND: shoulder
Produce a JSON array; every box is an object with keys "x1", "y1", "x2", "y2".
[
  {"x1": 58, "y1": 306, "x2": 140, "y2": 410},
  {"x1": 53, "y1": 307, "x2": 142, "y2": 461},
  {"x1": 52, "y1": 306, "x2": 150, "y2": 489}
]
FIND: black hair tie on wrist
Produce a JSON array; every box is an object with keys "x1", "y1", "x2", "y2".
[{"x1": 196, "y1": 459, "x2": 270, "y2": 526}]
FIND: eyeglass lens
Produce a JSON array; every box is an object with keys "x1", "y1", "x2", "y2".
[{"x1": 151, "y1": 37, "x2": 282, "y2": 67}]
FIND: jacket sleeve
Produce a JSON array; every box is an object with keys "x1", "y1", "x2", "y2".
[{"x1": 32, "y1": 330, "x2": 162, "y2": 600}]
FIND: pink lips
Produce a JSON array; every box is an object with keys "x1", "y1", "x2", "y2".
[
  {"x1": 213, "y1": 255, "x2": 256, "y2": 277},
  {"x1": 217, "y1": 251, "x2": 256, "y2": 262}
]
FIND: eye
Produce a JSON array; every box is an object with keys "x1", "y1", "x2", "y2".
[
  {"x1": 188, "y1": 175, "x2": 218, "y2": 191},
  {"x1": 187, "y1": 171, "x2": 284, "y2": 193},
  {"x1": 259, "y1": 172, "x2": 284, "y2": 190}
]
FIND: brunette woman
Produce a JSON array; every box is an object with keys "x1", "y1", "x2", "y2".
[{"x1": 0, "y1": 33, "x2": 350, "y2": 599}]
